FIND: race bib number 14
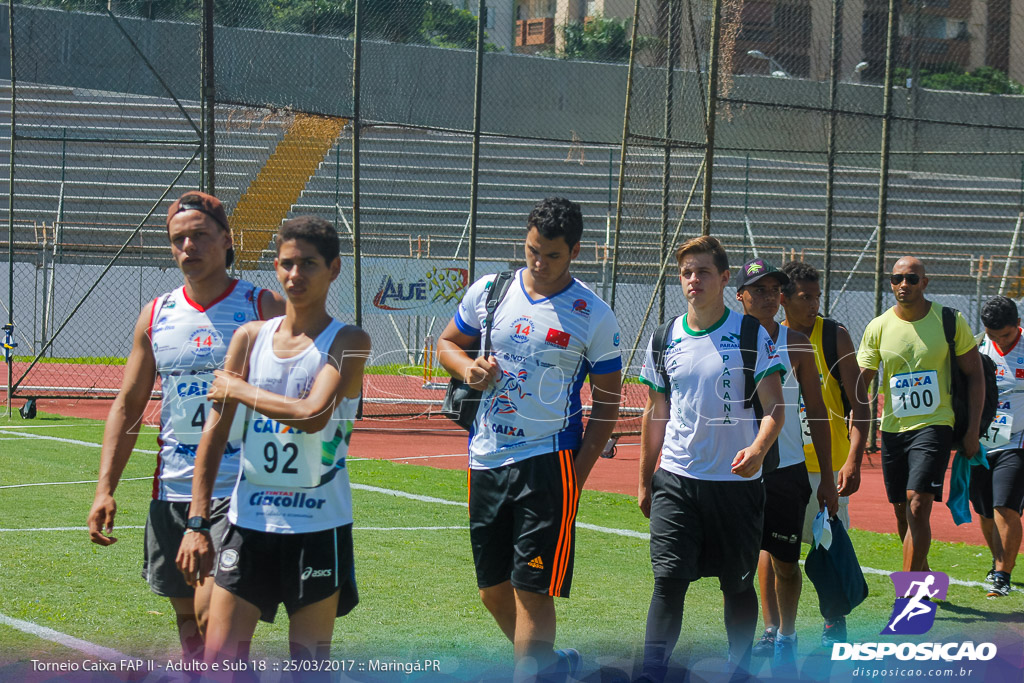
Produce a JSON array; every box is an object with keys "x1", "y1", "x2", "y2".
[{"x1": 889, "y1": 370, "x2": 939, "y2": 418}]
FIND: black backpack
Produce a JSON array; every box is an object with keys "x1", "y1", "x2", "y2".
[
  {"x1": 942, "y1": 306, "x2": 999, "y2": 446},
  {"x1": 651, "y1": 313, "x2": 780, "y2": 474}
]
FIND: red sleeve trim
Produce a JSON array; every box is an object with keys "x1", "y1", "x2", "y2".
[
  {"x1": 257, "y1": 289, "x2": 267, "y2": 320},
  {"x1": 146, "y1": 298, "x2": 159, "y2": 340}
]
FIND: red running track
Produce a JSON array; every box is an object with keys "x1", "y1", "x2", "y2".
[{"x1": 1, "y1": 390, "x2": 988, "y2": 547}]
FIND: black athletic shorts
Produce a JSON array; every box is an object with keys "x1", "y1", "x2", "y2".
[
  {"x1": 649, "y1": 469, "x2": 765, "y2": 594},
  {"x1": 880, "y1": 425, "x2": 953, "y2": 502},
  {"x1": 142, "y1": 497, "x2": 230, "y2": 599},
  {"x1": 468, "y1": 449, "x2": 579, "y2": 598},
  {"x1": 214, "y1": 523, "x2": 358, "y2": 623},
  {"x1": 761, "y1": 462, "x2": 812, "y2": 563},
  {"x1": 969, "y1": 448, "x2": 1024, "y2": 517}
]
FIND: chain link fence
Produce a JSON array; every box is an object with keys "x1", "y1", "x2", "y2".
[{"x1": 2, "y1": 0, "x2": 1023, "y2": 433}]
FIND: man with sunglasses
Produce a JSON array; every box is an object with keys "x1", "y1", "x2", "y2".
[{"x1": 857, "y1": 256, "x2": 984, "y2": 571}]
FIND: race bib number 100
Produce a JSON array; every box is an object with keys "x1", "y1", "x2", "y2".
[
  {"x1": 242, "y1": 415, "x2": 322, "y2": 488},
  {"x1": 889, "y1": 370, "x2": 939, "y2": 418}
]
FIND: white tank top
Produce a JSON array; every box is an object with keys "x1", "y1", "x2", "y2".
[
  {"x1": 775, "y1": 326, "x2": 807, "y2": 469},
  {"x1": 150, "y1": 280, "x2": 265, "y2": 501},
  {"x1": 229, "y1": 316, "x2": 357, "y2": 534}
]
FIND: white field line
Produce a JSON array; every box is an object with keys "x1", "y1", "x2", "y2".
[
  {"x1": 3, "y1": 432, "x2": 997, "y2": 591},
  {"x1": 1, "y1": 429, "x2": 157, "y2": 454},
  {"x1": 0, "y1": 477, "x2": 150, "y2": 489},
  {"x1": 0, "y1": 423, "x2": 91, "y2": 430},
  {"x1": 0, "y1": 613, "x2": 138, "y2": 663}
]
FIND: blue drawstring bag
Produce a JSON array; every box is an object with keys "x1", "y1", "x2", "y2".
[{"x1": 804, "y1": 512, "x2": 869, "y2": 619}]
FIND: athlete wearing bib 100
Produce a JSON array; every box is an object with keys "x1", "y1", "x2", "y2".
[
  {"x1": 151, "y1": 280, "x2": 266, "y2": 501},
  {"x1": 231, "y1": 316, "x2": 356, "y2": 533},
  {"x1": 857, "y1": 306, "x2": 974, "y2": 435},
  {"x1": 453, "y1": 268, "x2": 622, "y2": 469}
]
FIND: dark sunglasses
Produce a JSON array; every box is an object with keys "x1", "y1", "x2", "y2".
[{"x1": 890, "y1": 273, "x2": 920, "y2": 285}]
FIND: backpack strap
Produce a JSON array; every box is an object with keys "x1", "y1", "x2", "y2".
[
  {"x1": 942, "y1": 306, "x2": 958, "y2": 382},
  {"x1": 482, "y1": 271, "x2": 515, "y2": 356},
  {"x1": 740, "y1": 314, "x2": 761, "y2": 410},
  {"x1": 651, "y1": 317, "x2": 678, "y2": 408},
  {"x1": 822, "y1": 317, "x2": 853, "y2": 417}
]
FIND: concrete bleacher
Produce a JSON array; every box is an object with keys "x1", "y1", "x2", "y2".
[{"x1": 0, "y1": 79, "x2": 1020, "y2": 284}]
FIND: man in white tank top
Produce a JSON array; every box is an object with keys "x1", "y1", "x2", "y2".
[
  {"x1": 87, "y1": 191, "x2": 284, "y2": 660},
  {"x1": 735, "y1": 258, "x2": 837, "y2": 674},
  {"x1": 177, "y1": 216, "x2": 370, "y2": 671}
]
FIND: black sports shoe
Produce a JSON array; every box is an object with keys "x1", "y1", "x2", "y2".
[
  {"x1": 986, "y1": 561, "x2": 997, "y2": 587},
  {"x1": 987, "y1": 572, "x2": 1011, "y2": 598},
  {"x1": 752, "y1": 628, "x2": 776, "y2": 657},
  {"x1": 821, "y1": 616, "x2": 847, "y2": 647}
]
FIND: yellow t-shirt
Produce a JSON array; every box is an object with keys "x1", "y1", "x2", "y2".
[
  {"x1": 803, "y1": 316, "x2": 852, "y2": 472},
  {"x1": 856, "y1": 304, "x2": 976, "y2": 433}
]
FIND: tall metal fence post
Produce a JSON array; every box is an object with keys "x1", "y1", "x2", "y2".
[
  {"x1": 701, "y1": 0, "x2": 724, "y2": 236},
  {"x1": 610, "y1": 0, "x2": 644, "y2": 310},
  {"x1": 351, "y1": 0, "x2": 362, "y2": 327},
  {"x1": 868, "y1": 0, "x2": 900, "y2": 451},
  {"x1": 659, "y1": 0, "x2": 678, "y2": 325},
  {"x1": 6, "y1": 0, "x2": 16, "y2": 417},
  {"x1": 202, "y1": 0, "x2": 215, "y2": 195},
  {"x1": 467, "y1": 0, "x2": 486, "y2": 284},
  {"x1": 823, "y1": 0, "x2": 842, "y2": 314}
]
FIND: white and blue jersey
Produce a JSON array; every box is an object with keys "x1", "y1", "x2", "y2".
[
  {"x1": 454, "y1": 269, "x2": 622, "y2": 470},
  {"x1": 150, "y1": 280, "x2": 266, "y2": 501}
]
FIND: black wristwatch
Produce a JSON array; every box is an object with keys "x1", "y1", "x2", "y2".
[{"x1": 185, "y1": 516, "x2": 211, "y2": 534}]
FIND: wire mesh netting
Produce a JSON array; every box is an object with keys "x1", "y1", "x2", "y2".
[{"x1": 2, "y1": 0, "x2": 1024, "y2": 438}]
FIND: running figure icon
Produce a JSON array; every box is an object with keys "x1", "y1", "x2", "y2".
[{"x1": 886, "y1": 574, "x2": 939, "y2": 632}]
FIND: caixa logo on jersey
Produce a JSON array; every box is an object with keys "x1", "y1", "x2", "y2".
[{"x1": 831, "y1": 572, "x2": 997, "y2": 662}]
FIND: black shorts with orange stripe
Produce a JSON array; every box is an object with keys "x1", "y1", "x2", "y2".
[{"x1": 468, "y1": 449, "x2": 579, "y2": 598}]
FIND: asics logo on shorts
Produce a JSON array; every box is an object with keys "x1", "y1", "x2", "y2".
[{"x1": 301, "y1": 566, "x2": 333, "y2": 580}]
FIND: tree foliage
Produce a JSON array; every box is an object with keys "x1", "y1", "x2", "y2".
[
  {"x1": 896, "y1": 64, "x2": 1024, "y2": 95},
  {"x1": 559, "y1": 13, "x2": 633, "y2": 63}
]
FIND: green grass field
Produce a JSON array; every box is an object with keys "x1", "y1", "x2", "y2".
[{"x1": 0, "y1": 412, "x2": 1021, "y2": 682}]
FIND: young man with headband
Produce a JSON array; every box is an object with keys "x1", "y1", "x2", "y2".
[
  {"x1": 177, "y1": 216, "x2": 370, "y2": 670},
  {"x1": 87, "y1": 191, "x2": 284, "y2": 660}
]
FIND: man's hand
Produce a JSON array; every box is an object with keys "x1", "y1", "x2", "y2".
[
  {"x1": 638, "y1": 482, "x2": 653, "y2": 519},
  {"x1": 465, "y1": 355, "x2": 500, "y2": 391},
  {"x1": 176, "y1": 530, "x2": 214, "y2": 588},
  {"x1": 87, "y1": 494, "x2": 118, "y2": 546},
  {"x1": 208, "y1": 369, "x2": 241, "y2": 404},
  {"x1": 961, "y1": 434, "x2": 981, "y2": 460},
  {"x1": 817, "y1": 474, "x2": 840, "y2": 517},
  {"x1": 731, "y1": 447, "x2": 765, "y2": 478},
  {"x1": 836, "y1": 459, "x2": 861, "y2": 496}
]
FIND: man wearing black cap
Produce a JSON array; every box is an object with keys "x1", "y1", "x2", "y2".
[
  {"x1": 735, "y1": 258, "x2": 838, "y2": 672},
  {"x1": 87, "y1": 191, "x2": 284, "y2": 660}
]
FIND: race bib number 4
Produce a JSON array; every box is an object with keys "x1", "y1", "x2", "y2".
[
  {"x1": 981, "y1": 411, "x2": 1014, "y2": 449},
  {"x1": 889, "y1": 370, "x2": 939, "y2": 418},
  {"x1": 242, "y1": 415, "x2": 322, "y2": 488},
  {"x1": 167, "y1": 373, "x2": 244, "y2": 443}
]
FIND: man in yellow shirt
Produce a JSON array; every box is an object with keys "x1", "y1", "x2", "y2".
[{"x1": 857, "y1": 256, "x2": 985, "y2": 571}]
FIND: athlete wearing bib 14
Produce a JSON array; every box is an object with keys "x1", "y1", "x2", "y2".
[
  {"x1": 857, "y1": 256, "x2": 985, "y2": 572},
  {"x1": 87, "y1": 191, "x2": 284, "y2": 662}
]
